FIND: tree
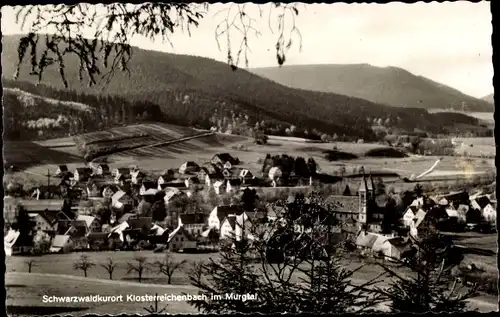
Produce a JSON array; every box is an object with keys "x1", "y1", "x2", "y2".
[
  {"x1": 154, "y1": 254, "x2": 187, "y2": 284},
  {"x1": 188, "y1": 193, "x2": 384, "y2": 314},
  {"x1": 307, "y1": 158, "x2": 317, "y2": 176},
  {"x1": 151, "y1": 200, "x2": 167, "y2": 222},
  {"x1": 13, "y1": 3, "x2": 302, "y2": 88},
  {"x1": 339, "y1": 166, "x2": 346, "y2": 177},
  {"x1": 241, "y1": 188, "x2": 259, "y2": 212},
  {"x1": 100, "y1": 257, "x2": 118, "y2": 280},
  {"x1": 343, "y1": 185, "x2": 351, "y2": 196},
  {"x1": 127, "y1": 256, "x2": 150, "y2": 283},
  {"x1": 25, "y1": 259, "x2": 37, "y2": 273},
  {"x1": 375, "y1": 233, "x2": 477, "y2": 314},
  {"x1": 73, "y1": 254, "x2": 96, "y2": 277}
]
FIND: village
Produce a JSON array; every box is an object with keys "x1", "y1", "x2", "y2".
[{"x1": 4, "y1": 151, "x2": 497, "y2": 262}]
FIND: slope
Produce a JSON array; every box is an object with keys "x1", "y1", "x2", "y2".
[
  {"x1": 251, "y1": 64, "x2": 493, "y2": 112},
  {"x1": 1, "y1": 35, "x2": 485, "y2": 140},
  {"x1": 481, "y1": 93, "x2": 494, "y2": 104}
]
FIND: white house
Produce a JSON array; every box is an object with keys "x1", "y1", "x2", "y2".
[
  {"x1": 403, "y1": 206, "x2": 420, "y2": 227},
  {"x1": 239, "y1": 169, "x2": 254, "y2": 184},
  {"x1": 209, "y1": 205, "x2": 242, "y2": 230},
  {"x1": 445, "y1": 205, "x2": 459, "y2": 218},
  {"x1": 131, "y1": 170, "x2": 145, "y2": 185},
  {"x1": 179, "y1": 161, "x2": 200, "y2": 174},
  {"x1": 409, "y1": 209, "x2": 427, "y2": 238},
  {"x1": 220, "y1": 215, "x2": 237, "y2": 240},
  {"x1": 158, "y1": 170, "x2": 175, "y2": 185},
  {"x1": 140, "y1": 182, "x2": 158, "y2": 196},
  {"x1": 220, "y1": 213, "x2": 252, "y2": 241},
  {"x1": 471, "y1": 196, "x2": 496, "y2": 222},
  {"x1": 76, "y1": 215, "x2": 101, "y2": 233},
  {"x1": 213, "y1": 180, "x2": 227, "y2": 195},
  {"x1": 163, "y1": 187, "x2": 184, "y2": 205}
]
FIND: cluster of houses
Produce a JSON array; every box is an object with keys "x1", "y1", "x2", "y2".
[{"x1": 4, "y1": 151, "x2": 497, "y2": 259}]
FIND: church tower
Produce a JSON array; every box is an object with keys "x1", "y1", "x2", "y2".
[{"x1": 358, "y1": 171, "x2": 374, "y2": 224}]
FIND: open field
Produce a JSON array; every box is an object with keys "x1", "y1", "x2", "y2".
[{"x1": 6, "y1": 246, "x2": 498, "y2": 315}]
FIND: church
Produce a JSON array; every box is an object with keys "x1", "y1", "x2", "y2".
[{"x1": 323, "y1": 173, "x2": 385, "y2": 233}]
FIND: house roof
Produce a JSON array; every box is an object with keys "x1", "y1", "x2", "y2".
[
  {"x1": 180, "y1": 213, "x2": 207, "y2": 225},
  {"x1": 51, "y1": 235, "x2": 71, "y2": 248},
  {"x1": 446, "y1": 208, "x2": 459, "y2": 218},
  {"x1": 19, "y1": 199, "x2": 65, "y2": 212},
  {"x1": 474, "y1": 196, "x2": 491, "y2": 209},
  {"x1": 213, "y1": 153, "x2": 238, "y2": 164},
  {"x1": 385, "y1": 237, "x2": 411, "y2": 251},
  {"x1": 228, "y1": 179, "x2": 242, "y2": 186},
  {"x1": 266, "y1": 205, "x2": 286, "y2": 219},
  {"x1": 202, "y1": 163, "x2": 220, "y2": 174},
  {"x1": 127, "y1": 217, "x2": 152, "y2": 230},
  {"x1": 168, "y1": 226, "x2": 196, "y2": 243},
  {"x1": 75, "y1": 167, "x2": 93, "y2": 175},
  {"x1": 111, "y1": 190, "x2": 129, "y2": 204},
  {"x1": 323, "y1": 195, "x2": 360, "y2": 214},
  {"x1": 161, "y1": 181, "x2": 186, "y2": 188},
  {"x1": 240, "y1": 169, "x2": 253, "y2": 178},
  {"x1": 214, "y1": 180, "x2": 226, "y2": 187},
  {"x1": 117, "y1": 213, "x2": 136, "y2": 224},
  {"x1": 98, "y1": 164, "x2": 110, "y2": 171},
  {"x1": 414, "y1": 209, "x2": 427, "y2": 227},
  {"x1": 37, "y1": 210, "x2": 59, "y2": 225},
  {"x1": 405, "y1": 205, "x2": 418, "y2": 215},
  {"x1": 213, "y1": 205, "x2": 243, "y2": 222},
  {"x1": 142, "y1": 188, "x2": 159, "y2": 196},
  {"x1": 114, "y1": 168, "x2": 130, "y2": 175},
  {"x1": 77, "y1": 215, "x2": 97, "y2": 228},
  {"x1": 356, "y1": 232, "x2": 379, "y2": 249},
  {"x1": 141, "y1": 181, "x2": 157, "y2": 189}
]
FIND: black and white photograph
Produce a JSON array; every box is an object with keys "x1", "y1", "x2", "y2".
[{"x1": 2, "y1": 1, "x2": 497, "y2": 315}]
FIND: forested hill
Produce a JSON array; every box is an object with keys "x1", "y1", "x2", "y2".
[
  {"x1": 251, "y1": 64, "x2": 493, "y2": 112},
  {"x1": 1, "y1": 35, "x2": 487, "y2": 140},
  {"x1": 482, "y1": 93, "x2": 494, "y2": 104}
]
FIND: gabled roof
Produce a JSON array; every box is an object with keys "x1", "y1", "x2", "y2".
[
  {"x1": 87, "y1": 232, "x2": 108, "y2": 242},
  {"x1": 385, "y1": 237, "x2": 410, "y2": 251},
  {"x1": 168, "y1": 226, "x2": 197, "y2": 243},
  {"x1": 180, "y1": 213, "x2": 207, "y2": 225},
  {"x1": 405, "y1": 205, "x2": 418, "y2": 215},
  {"x1": 51, "y1": 235, "x2": 71, "y2": 248},
  {"x1": 414, "y1": 209, "x2": 427, "y2": 227},
  {"x1": 212, "y1": 153, "x2": 238, "y2": 164},
  {"x1": 36, "y1": 210, "x2": 59, "y2": 226},
  {"x1": 161, "y1": 181, "x2": 186, "y2": 188},
  {"x1": 111, "y1": 190, "x2": 131, "y2": 204},
  {"x1": 202, "y1": 163, "x2": 220, "y2": 174},
  {"x1": 76, "y1": 215, "x2": 97, "y2": 228},
  {"x1": 141, "y1": 181, "x2": 157, "y2": 190},
  {"x1": 323, "y1": 195, "x2": 360, "y2": 213},
  {"x1": 213, "y1": 205, "x2": 243, "y2": 222},
  {"x1": 75, "y1": 167, "x2": 93, "y2": 175},
  {"x1": 97, "y1": 164, "x2": 110, "y2": 171},
  {"x1": 356, "y1": 232, "x2": 379, "y2": 249},
  {"x1": 182, "y1": 161, "x2": 199, "y2": 167},
  {"x1": 474, "y1": 196, "x2": 491, "y2": 209},
  {"x1": 142, "y1": 188, "x2": 159, "y2": 196},
  {"x1": 266, "y1": 204, "x2": 286, "y2": 219},
  {"x1": 213, "y1": 180, "x2": 226, "y2": 187},
  {"x1": 446, "y1": 208, "x2": 459, "y2": 218}
]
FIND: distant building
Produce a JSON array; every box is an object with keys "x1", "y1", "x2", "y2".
[
  {"x1": 74, "y1": 168, "x2": 93, "y2": 182},
  {"x1": 211, "y1": 153, "x2": 239, "y2": 166},
  {"x1": 226, "y1": 179, "x2": 242, "y2": 194},
  {"x1": 209, "y1": 205, "x2": 243, "y2": 230},
  {"x1": 179, "y1": 161, "x2": 200, "y2": 174},
  {"x1": 179, "y1": 213, "x2": 207, "y2": 236},
  {"x1": 158, "y1": 170, "x2": 175, "y2": 186},
  {"x1": 213, "y1": 180, "x2": 227, "y2": 195},
  {"x1": 167, "y1": 226, "x2": 197, "y2": 252},
  {"x1": 55, "y1": 165, "x2": 69, "y2": 177},
  {"x1": 471, "y1": 196, "x2": 496, "y2": 222},
  {"x1": 95, "y1": 164, "x2": 111, "y2": 176}
]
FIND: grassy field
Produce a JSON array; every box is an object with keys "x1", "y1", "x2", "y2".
[{"x1": 6, "y1": 247, "x2": 498, "y2": 315}]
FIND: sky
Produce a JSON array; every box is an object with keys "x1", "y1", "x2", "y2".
[{"x1": 1, "y1": 2, "x2": 493, "y2": 98}]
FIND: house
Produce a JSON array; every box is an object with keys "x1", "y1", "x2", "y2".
[
  {"x1": 179, "y1": 161, "x2": 200, "y2": 174},
  {"x1": 367, "y1": 221, "x2": 383, "y2": 233},
  {"x1": 184, "y1": 177, "x2": 198, "y2": 189},
  {"x1": 471, "y1": 196, "x2": 496, "y2": 222},
  {"x1": 55, "y1": 165, "x2": 69, "y2": 177},
  {"x1": 456, "y1": 204, "x2": 469, "y2": 223},
  {"x1": 131, "y1": 170, "x2": 146, "y2": 185},
  {"x1": 127, "y1": 217, "x2": 153, "y2": 232},
  {"x1": 265, "y1": 204, "x2": 286, "y2": 222},
  {"x1": 32, "y1": 210, "x2": 59, "y2": 232},
  {"x1": 213, "y1": 180, "x2": 227, "y2": 195},
  {"x1": 167, "y1": 226, "x2": 197, "y2": 252},
  {"x1": 239, "y1": 169, "x2": 254, "y2": 184},
  {"x1": 4, "y1": 229, "x2": 21, "y2": 256},
  {"x1": 223, "y1": 161, "x2": 233, "y2": 170},
  {"x1": 140, "y1": 181, "x2": 158, "y2": 196},
  {"x1": 113, "y1": 167, "x2": 130, "y2": 178},
  {"x1": 158, "y1": 170, "x2": 175, "y2": 185},
  {"x1": 356, "y1": 231, "x2": 392, "y2": 256},
  {"x1": 402, "y1": 205, "x2": 426, "y2": 227},
  {"x1": 179, "y1": 213, "x2": 207, "y2": 236},
  {"x1": 381, "y1": 237, "x2": 411, "y2": 261},
  {"x1": 74, "y1": 168, "x2": 93, "y2": 182},
  {"x1": 111, "y1": 190, "x2": 134, "y2": 211},
  {"x1": 323, "y1": 195, "x2": 361, "y2": 223},
  {"x1": 209, "y1": 205, "x2": 243, "y2": 230},
  {"x1": 409, "y1": 209, "x2": 427, "y2": 238},
  {"x1": 49, "y1": 235, "x2": 73, "y2": 253},
  {"x1": 445, "y1": 205, "x2": 459, "y2": 218},
  {"x1": 102, "y1": 185, "x2": 119, "y2": 198},
  {"x1": 87, "y1": 232, "x2": 110, "y2": 250},
  {"x1": 226, "y1": 179, "x2": 242, "y2": 193},
  {"x1": 220, "y1": 215, "x2": 237, "y2": 240},
  {"x1": 211, "y1": 153, "x2": 239, "y2": 166},
  {"x1": 76, "y1": 215, "x2": 101, "y2": 233},
  {"x1": 268, "y1": 167, "x2": 282, "y2": 180},
  {"x1": 94, "y1": 164, "x2": 110, "y2": 176},
  {"x1": 205, "y1": 174, "x2": 223, "y2": 187},
  {"x1": 31, "y1": 185, "x2": 66, "y2": 200},
  {"x1": 162, "y1": 187, "x2": 184, "y2": 205}
]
